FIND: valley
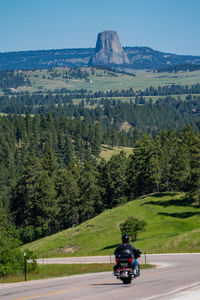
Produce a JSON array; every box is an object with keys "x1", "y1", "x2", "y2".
[{"x1": 2, "y1": 67, "x2": 200, "y2": 95}]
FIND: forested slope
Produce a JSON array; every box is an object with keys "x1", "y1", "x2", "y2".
[{"x1": 0, "y1": 113, "x2": 199, "y2": 245}]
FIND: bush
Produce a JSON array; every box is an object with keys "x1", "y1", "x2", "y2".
[
  {"x1": 120, "y1": 217, "x2": 147, "y2": 241},
  {"x1": 0, "y1": 226, "x2": 23, "y2": 276},
  {"x1": 0, "y1": 248, "x2": 24, "y2": 276},
  {"x1": 0, "y1": 226, "x2": 38, "y2": 276},
  {"x1": 23, "y1": 248, "x2": 39, "y2": 273}
]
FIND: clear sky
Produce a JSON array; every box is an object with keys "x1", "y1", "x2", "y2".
[{"x1": 1, "y1": 0, "x2": 200, "y2": 55}]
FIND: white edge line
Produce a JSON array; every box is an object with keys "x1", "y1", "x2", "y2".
[{"x1": 142, "y1": 282, "x2": 200, "y2": 300}]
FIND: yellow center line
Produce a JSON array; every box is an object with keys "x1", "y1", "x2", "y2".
[
  {"x1": 13, "y1": 285, "x2": 88, "y2": 300},
  {"x1": 12, "y1": 270, "x2": 164, "y2": 300}
]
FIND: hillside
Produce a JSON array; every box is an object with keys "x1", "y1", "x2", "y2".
[
  {"x1": 1, "y1": 46, "x2": 200, "y2": 71},
  {"x1": 21, "y1": 193, "x2": 200, "y2": 257}
]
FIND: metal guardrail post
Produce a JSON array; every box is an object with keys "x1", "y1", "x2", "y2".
[{"x1": 24, "y1": 252, "x2": 27, "y2": 281}]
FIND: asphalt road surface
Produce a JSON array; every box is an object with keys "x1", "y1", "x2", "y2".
[{"x1": 0, "y1": 253, "x2": 200, "y2": 300}]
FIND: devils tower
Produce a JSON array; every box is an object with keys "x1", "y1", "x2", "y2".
[{"x1": 89, "y1": 30, "x2": 129, "y2": 65}]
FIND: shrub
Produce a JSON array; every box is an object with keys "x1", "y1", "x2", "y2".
[
  {"x1": 120, "y1": 217, "x2": 147, "y2": 241},
  {"x1": 0, "y1": 227, "x2": 38, "y2": 276},
  {"x1": 0, "y1": 226, "x2": 23, "y2": 276}
]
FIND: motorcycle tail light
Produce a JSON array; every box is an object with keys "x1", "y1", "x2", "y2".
[
  {"x1": 116, "y1": 258, "x2": 119, "y2": 263},
  {"x1": 123, "y1": 267, "x2": 126, "y2": 270},
  {"x1": 128, "y1": 258, "x2": 133, "y2": 262}
]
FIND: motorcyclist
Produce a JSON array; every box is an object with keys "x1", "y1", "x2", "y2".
[{"x1": 113, "y1": 234, "x2": 141, "y2": 276}]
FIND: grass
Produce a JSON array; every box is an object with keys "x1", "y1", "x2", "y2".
[
  {"x1": 68, "y1": 69, "x2": 200, "y2": 91},
  {"x1": 100, "y1": 144, "x2": 134, "y2": 160},
  {"x1": 0, "y1": 264, "x2": 153, "y2": 284},
  {"x1": 3, "y1": 67, "x2": 200, "y2": 94},
  {"x1": 21, "y1": 192, "x2": 200, "y2": 258}
]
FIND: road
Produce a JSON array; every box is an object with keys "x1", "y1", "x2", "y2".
[{"x1": 0, "y1": 253, "x2": 200, "y2": 300}]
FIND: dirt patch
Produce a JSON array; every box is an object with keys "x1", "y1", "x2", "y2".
[
  {"x1": 119, "y1": 121, "x2": 132, "y2": 132},
  {"x1": 58, "y1": 246, "x2": 78, "y2": 253}
]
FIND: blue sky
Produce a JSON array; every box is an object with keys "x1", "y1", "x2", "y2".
[{"x1": 1, "y1": 0, "x2": 200, "y2": 55}]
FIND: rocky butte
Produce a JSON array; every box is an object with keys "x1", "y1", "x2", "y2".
[{"x1": 89, "y1": 30, "x2": 129, "y2": 66}]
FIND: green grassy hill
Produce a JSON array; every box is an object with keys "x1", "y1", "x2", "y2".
[{"x1": 21, "y1": 193, "x2": 200, "y2": 257}]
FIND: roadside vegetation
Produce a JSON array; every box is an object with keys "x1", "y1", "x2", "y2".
[{"x1": 0, "y1": 263, "x2": 153, "y2": 284}]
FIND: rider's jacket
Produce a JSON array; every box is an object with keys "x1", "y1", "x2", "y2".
[{"x1": 114, "y1": 243, "x2": 140, "y2": 259}]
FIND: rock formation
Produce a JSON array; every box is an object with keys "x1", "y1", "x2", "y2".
[{"x1": 89, "y1": 30, "x2": 129, "y2": 65}]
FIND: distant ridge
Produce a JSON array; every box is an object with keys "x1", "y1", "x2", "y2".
[
  {"x1": 0, "y1": 48, "x2": 94, "y2": 70},
  {"x1": 1, "y1": 39, "x2": 200, "y2": 70}
]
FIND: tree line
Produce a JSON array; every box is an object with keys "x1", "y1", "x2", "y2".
[
  {"x1": 155, "y1": 64, "x2": 200, "y2": 73},
  {"x1": 0, "y1": 93, "x2": 200, "y2": 135},
  {"x1": 0, "y1": 70, "x2": 30, "y2": 89}
]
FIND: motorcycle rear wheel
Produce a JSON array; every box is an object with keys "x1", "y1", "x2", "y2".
[{"x1": 122, "y1": 277, "x2": 131, "y2": 284}]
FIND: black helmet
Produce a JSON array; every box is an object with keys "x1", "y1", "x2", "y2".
[{"x1": 122, "y1": 234, "x2": 129, "y2": 243}]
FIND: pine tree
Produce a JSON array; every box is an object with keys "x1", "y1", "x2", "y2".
[
  {"x1": 42, "y1": 148, "x2": 57, "y2": 177},
  {"x1": 156, "y1": 130, "x2": 177, "y2": 191},
  {"x1": 128, "y1": 135, "x2": 156, "y2": 197},
  {"x1": 170, "y1": 141, "x2": 191, "y2": 191},
  {"x1": 147, "y1": 141, "x2": 162, "y2": 193},
  {"x1": 100, "y1": 151, "x2": 128, "y2": 208},
  {"x1": 56, "y1": 168, "x2": 79, "y2": 229},
  {"x1": 33, "y1": 170, "x2": 58, "y2": 235},
  {"x1": 89, "y1": 123, "x2": 102, "y2": 156},
  {"x1": 78, "y1": 162, "x2": 102, "y2": 222},
  {"x1": 11, "y1": 153, "x2": 58, "y2": 239},
  {"x1": 189, "y1": 134, "x2": 200, "y2": 205}
]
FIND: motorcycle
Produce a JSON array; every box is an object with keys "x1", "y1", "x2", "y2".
[{"x1": 113, "y1": 248, "x2": 141, "y2": 284}]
